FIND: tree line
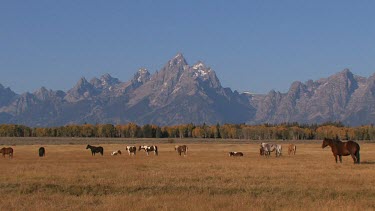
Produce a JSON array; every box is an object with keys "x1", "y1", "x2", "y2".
[{"x1": 1, "y1": 122, "x2": 375, "y2": 140}]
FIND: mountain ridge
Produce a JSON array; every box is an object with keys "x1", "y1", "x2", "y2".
[{"x1": 0, "y1": 53, "x2": 374, "y2": 126}]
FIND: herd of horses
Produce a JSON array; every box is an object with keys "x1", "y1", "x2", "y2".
[{"x1": 0, "y1": 138, "x2": 361, "y2": 164}]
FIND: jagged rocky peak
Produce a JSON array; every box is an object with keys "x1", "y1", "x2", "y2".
[
  {"x1": 64, "y1": 77, "x2": 97, "y2": 102},
  {"x1": 192, "y1": 61, "x2": 206, "y2": 70},
  {"x1": 132, "y1": 68, "x2": 151, "y2": 84},
  {"x1": 0, "y1": 83, "x2": 17, "y2": 107},
  {"x1": 0, "y1": 84, "x2": 15, "y2": 94},
  {"x1": 168, "y1": 53, "x2": 188, "y2": 68},
  {"x1": 192, "y1": 61, "x2": 209, "y2": 76},
  {"x1": 100, "y1": 73, "x2": 120, "y2": 86},
  {"x1": 75, "y1": 77, "x2": 90, "y2": 88},
  {"x1": 288, "y1": 81, "x2": 306, "y2": 92},
  {"x1": 90, "y1": 77, "x2": 102, "y2": 88},
  {"x1": 33, "y1": 86, "x2": 50, "y2": 100}
]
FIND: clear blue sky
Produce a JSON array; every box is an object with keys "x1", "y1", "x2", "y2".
[{"x1": 1, "y1": 1, "x2": 375, "y2": 94}]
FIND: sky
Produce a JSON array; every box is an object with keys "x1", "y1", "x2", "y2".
[{"x1": 1, "y1": 1, "x2": 375, "y2": 94}]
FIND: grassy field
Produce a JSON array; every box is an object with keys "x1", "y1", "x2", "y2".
[{"x1": 0, "y1": 138, "x2": 375, "y2": 210}]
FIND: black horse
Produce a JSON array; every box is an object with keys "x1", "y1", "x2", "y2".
[
  {"x1": 86, "y1": 145, "x2": 104, "y2": 156},
  {"x1": 39, "y1": 147, "x2": 45, "y2": 157}
]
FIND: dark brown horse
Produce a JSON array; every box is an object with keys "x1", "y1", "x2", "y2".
[
  {"x1": 322, "y1": 138, "x2": 360, "y2": 164},
  {"x1": 1, "y1": 147, "x2": 13, "y2": 158}
]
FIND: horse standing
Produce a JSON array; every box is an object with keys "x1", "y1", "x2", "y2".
[
  {"x1": 139, "y1": 145, "x2": 158, "y2": 156},
  {"x1": 288, "y1": 144, "x2": 297, "y2": 155},
  {"x1": 1, "y1": 147, "x2": 13, "y2": 158},
  {"x1": 275, "y1": 144, "x2": 282, "y2": 157},
  {"x1": 39, "y1": 147, "x2": 45, "y2": 157},
  {"x1": 175, "y1": 145, "x2": 188, "y2": 156},
  {"x1": 86, "y1": 145, "x2": 104, "y2": 156},
  {"x1": 322, "y1": 138, "x2": 360, "y2": 164},
  {"x1": 126, "y1": 146, "x2": 136, "y2": 156}
]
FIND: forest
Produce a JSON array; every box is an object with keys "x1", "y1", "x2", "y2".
[{"x1": 1, "y1": 122, "x2": 375, "y2": 140}]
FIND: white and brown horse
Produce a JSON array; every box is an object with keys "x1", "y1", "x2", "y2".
[
  {"x1": 175, "y1": 145, "x2": 188, "y2": 156},
  {"x1": 260, "y1": 143, "x2": 282, "y2": 157},
  {"x1": 139, "y1": 145, "x2": 158, "y2": 156},
  {"x1": 288, "y1": 144, "x2": 297, "y2": 155},
  {"x1": 111, "y1": 150, "x2": 122, "y2": 156},
  {"x1": 126, "y1": 146, "x2": 137, "y2": 156},
  {"x1": 229, "y1": 151, "x2": 243, "y2": 157}
]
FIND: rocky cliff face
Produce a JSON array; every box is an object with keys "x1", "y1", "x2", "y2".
[
  {"x1": 0, "y1": 54, "x2": 253, "y2": 126},
  {"x1": 0, "y1": 54, "x2": 374, "y2": 126},
  {"x1": 247, "y1": 69, "x2": 374, "y2": 125}
]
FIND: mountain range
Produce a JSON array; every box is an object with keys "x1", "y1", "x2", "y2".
[{"x1": 1, "y1": 53, "x2": 375, "y2": 127}]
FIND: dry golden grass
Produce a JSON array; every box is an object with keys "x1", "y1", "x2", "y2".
[{"x1": 0, "y1": 139, "x2": 375, "y2": 210}]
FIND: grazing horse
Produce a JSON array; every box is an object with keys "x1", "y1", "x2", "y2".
[
  {"x1": 288, "y1": 144, "x2": 297, "y2": 155},
  {"x1": 229, "y1": 151, "x2": 243, "y2": 157},
  {"x1": 175, "y1": 145, "x2": 188, "y2": 156},
  {"x1": 86, "y1": 145, "x2": 104, "y2": 156},
  {"x1": 275, "y1": 144, "x2": 282, "y2": 157},
  {"x1": 322, "y1": 138, "x2": 360, "y2": 164},
  {"x1": 111, "y1": 150, "x2": 122, "y2": 156},
  {"x1": 260, "y1": 143, "x2": 282, "y2": 157},
  {"x1": 126, "y1": 146, "x2": 137, "y2": 156},
  {"x1": 39, "y1": 147, "x2": 45, "y2": 157},
  {"x1": 260, "y1": 143, "x2": 275, "y2": 157},
  {"x1": 139, "y1": 145, "x2": 158, "y2": 156},
  {"x1": 1, "y1": 147, "x2": 13, "y2": 158}
]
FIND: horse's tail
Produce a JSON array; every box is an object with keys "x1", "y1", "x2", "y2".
[
  {"x1": 356, "y1": 149, "x2": 360, "y2": 164},
  {"x1": 155, "y1": 146, "x2": 158, "y2": 156},
  {"x1": 101, "y1": 148, "x2": 104, "y2": 156}
]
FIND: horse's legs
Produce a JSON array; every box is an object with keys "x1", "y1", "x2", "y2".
[
  {"x1": 334, "y1": 154, "x2": 338, "y2": 163},
  {"x1": 350, "y1": 153, "x2": 357, "y2": 163},
  {"x1": 339, "y1": 156, "x2": 342, "y2": 163}
]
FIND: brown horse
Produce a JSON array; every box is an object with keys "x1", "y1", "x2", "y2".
[
  {"x1": 322, "y1": 138, "x2": 360, "y2": 164},
  {"x1": 288, "y1": 144, "x2": 297, "y2": 155},
  {"x1": 1, "y1": 147, "x2": 13, "y2": 158}
]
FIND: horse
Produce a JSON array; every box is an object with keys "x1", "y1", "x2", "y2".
[
  {"x1": 260, "y1": 143, "x2": 274, "y2": 157},
  {"x1": 259, "y1": 147, "x2": 265, "y2": 156},
  {"x1": 111, "y1": 150, "x2": 122, "y2": 156},
  {"x1": 275, "y1": 144, "x2": 282, "y2": 157},
  {"x1": 139, "y1": 145, "x2": 158, "y2": 156},
  {"x1": 126, "y1": 146, "x2": 137, "y2": 156},
  {"x1": 175, "y1": 145, "x2": 188, "y2": 156},
  {"x1": 86, "y1": 145, "x2": 104, "y2": 156},
  {"x1": 260, "y1": 143, "x2": 282, "y2": 157},
  {"x1": 39, "y1": 147, "x2": 45, "y2": 157},
  {"x1": 288, "y1": 144, "x2": 297, "y2": 155},
  {"x1": 229, "y1": 151, "x2": 243, "y2": 157},
  {"x1": 322, "y1": 138, "x2": 360, "y2": 164},
  {"x1": 1, "y1": 147, "x2": 13, "y2": 158}
]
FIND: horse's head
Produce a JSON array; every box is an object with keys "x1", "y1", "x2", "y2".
[
  {"x1": 175, "y1": 145, "x2": 179, "y2": 151},
  {"x1": 138, "y1": 146, "x2": 142, "y2": 151},
  {"x1": 86, "y1": 145, "x2": 90, "y2": 149},
  {"x1": 322, "y1": 138, "x2": 330, "y2": 148},
  {"x1": 118, "y1": 150, "x2": 122, "y2": 154},
  {"x1": 259, "y1": 147, "x2": 264, "y2": 155}
]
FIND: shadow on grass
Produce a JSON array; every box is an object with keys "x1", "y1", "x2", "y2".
[{"x1": 360, "y1": 160, "x2": 375, "y2": 165}]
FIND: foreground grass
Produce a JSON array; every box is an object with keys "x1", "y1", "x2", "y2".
[{"x1": 0, "y1": 140, "x2": 375, "y2": 210}]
